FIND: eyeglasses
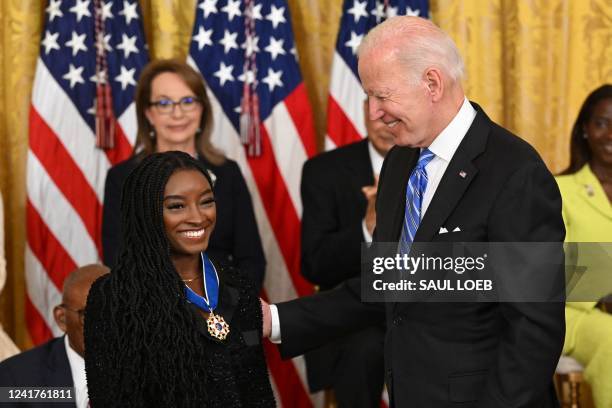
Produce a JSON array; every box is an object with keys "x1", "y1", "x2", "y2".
[
  {"x1": 149, "y1": 96, "x2": 201, "y2": 114},
  {"x1": 60, "y1": 304, "x2": 85, "y2": 325}
]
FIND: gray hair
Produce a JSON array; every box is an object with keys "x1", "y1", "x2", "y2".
[{"x1": 358, "y1": 16, "x2": 465, "y2": 85}]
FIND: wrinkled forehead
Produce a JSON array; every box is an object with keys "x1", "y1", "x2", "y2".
[{"x1": 358, "y1": 49, "x2": 401, "y2": 93}]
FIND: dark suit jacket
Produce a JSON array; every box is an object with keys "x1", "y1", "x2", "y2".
[
  {"x1": 301, "y1": 138, "x2": 374, "y2": 290},
  {"x1": 277, "y1": 103, "x2": 566, "y2": 408},
  {"x1": 0, "y1": 336, "x2": 75, "y2": 408},
  {"x1": 102, "y1": 154, "x2": 266, "y2": 291}
]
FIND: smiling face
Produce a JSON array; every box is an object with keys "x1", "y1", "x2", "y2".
[
  {"x1": 145, "y1": 72, "x2": 203, "y2": 155},
  {"x1": 163, "y1": 169, "x2": 216, "y2": 257},
  {"x1": 585, "y1": 97, "x2": 612, "y2": 167},
  {"x1": 359, "y1": 49, "x2": 435, "y2": 148}
]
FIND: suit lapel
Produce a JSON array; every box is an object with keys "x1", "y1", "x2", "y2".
[
  {"x1": 414, "y1": 107, "x2": 489, "y2": 242},
  {"x1": 46, "y1": 336, "x2": 74, "y2": 386}
]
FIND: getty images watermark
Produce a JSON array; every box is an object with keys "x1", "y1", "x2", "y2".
[
  {"x1": 372, "y1": 252, "x2": 490, "y2": 292},
  {"x1": 361, "y1": 242, "x2": 612, "y2": 302}
]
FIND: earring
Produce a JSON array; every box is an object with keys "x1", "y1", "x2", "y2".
[
  {"x1": 583, "y1": 132, "x2": 588, "y2": 139},
  {"x1": 196, "y1": 127, "x2": 202, "y2": 134},
  {"x1": 149, "y1": 129, "x2": 155, "y2": 139}
]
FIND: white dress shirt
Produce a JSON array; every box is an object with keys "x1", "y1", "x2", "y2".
[
  {"x1": 270, "y1": 98, "x2": 477, "y2": 343},
  {"x1": 421, "y1": 97, "x2": 476, "y2": 215},
  {"x1": 64, "y1": 336, "x2": 89, "y2": 408}
]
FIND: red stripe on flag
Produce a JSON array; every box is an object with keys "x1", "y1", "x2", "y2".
[
  {"x1": 29, "y1": 107, "x2": 102, "y2": 256},
  {"x1": 326, "y1": 96, "x2": 363, "y2": 147},
  {"x1": 260, "y1": 291, "x2": 312, "y2": 406},
  {"x1": 26, "y1": 200, "x2": 77, "y2": 292},
  {"x1": 104, "y1": 121, "x2": 134, "y2": 166},
  {"x1": 264, "y1": 340, "x2": 313, "y2": 408},
  {"x1": 247, "y1": 127, "x2": 313, "y2": 298},
  {"x1": 284, "y1": 84, "x2": 317, "y2": 158},
  {"x1": 25, "y1": 295, "x2": 53, "y2": 346}
]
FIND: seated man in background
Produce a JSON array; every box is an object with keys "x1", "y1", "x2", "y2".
[
  {"x1": 0, "y1": 264, "x2": 109, "y2": 408},
  {"x1": 299, "y1": 100, "x2": 394, "y2": 407}
]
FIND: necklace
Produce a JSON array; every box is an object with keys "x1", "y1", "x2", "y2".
[{"x1": 181, "y1": 275, "x2": 202, "y2": 283}]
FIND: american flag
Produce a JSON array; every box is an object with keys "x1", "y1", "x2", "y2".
[
  {"x1": 26, "y1": 0, "x2": 148, "y2": 343},
  {"x1": 326, "y1": 0, "x2": 429, "y2": 150},
  {"x1": 187, "y1": 0, "x2": 318, "y2": 406}
]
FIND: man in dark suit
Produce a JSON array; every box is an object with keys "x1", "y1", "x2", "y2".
[
  {"x1": 300, "y1": 100, "x2": 393, "y2": 407},
  {"x1": 0, "y1": 264, "x2": 108, "y2": 408},
  {"x1": 262, "y1": 16, "x2": 565, "y2": 408}
]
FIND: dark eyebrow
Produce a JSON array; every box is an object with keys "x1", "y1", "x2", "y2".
[
  {"x1": 163, "y1": 195, "x2": 184, "y2": 201},
  {"x1": 163, "y1": 189, "x2": 213, "y2": 201}
]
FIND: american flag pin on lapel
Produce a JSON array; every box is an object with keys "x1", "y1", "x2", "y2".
[{"x1": 459, "y1": 170, "x2": 467, "y2": 178}]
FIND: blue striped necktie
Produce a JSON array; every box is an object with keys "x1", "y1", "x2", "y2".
[{"x1": 399, "y1": 149, "x2": 435, "y2": 254}]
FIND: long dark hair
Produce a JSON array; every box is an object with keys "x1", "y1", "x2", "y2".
[
  {"x1": 106, "y1": 151, "x2": 214, "y2": 405},
  {"x1": 134, "y1": 59, "x2": 225, "y2": 166},
  {"x1": 561, "y1": 84, "x2": 612, "y2": 175}
]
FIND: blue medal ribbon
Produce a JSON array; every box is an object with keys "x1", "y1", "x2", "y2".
[{"x1": 184, "y1": 253, "x2": 219, "y2": 313}]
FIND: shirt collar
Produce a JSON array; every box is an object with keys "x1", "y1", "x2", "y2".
[
  {"x1": 427, "y1": 97, "x2": 477, "y2": 162},
  {"x1": 367, "y1": 139, "x2": 385, "y2": 176}
]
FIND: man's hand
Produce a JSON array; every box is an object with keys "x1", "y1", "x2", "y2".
[
  {"x1": 261, "y1": 298, "x2": 272, "y2": 338},
  {"x1": 362, "y1": 177, "x2": 378, "y2": 236}
]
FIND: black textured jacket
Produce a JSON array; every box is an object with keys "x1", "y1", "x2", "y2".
[{"x1": 84, "y1": 263, "x2": 275, "y2": 407}]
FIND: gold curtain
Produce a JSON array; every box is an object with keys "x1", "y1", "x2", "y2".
[{"x1": 0, "y1": 0, "x2": 611, "y2": 349}]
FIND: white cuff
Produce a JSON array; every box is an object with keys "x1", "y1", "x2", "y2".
[
  {"x1": 270, "y1": 304, "x2": 282, "y2": 343},
  {"x1": 362, "y1": 218, "x2": 373, "y2": 242}
]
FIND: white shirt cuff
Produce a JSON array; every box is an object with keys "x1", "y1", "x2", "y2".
[
  {"x1": 362, "y1": 218, "x2": 373, "y2": 242},
  {"x1": 270, "y1": 304, "x2": 282, "y2": 343}
]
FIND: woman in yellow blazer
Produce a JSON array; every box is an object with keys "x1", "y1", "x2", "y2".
[{"x1": 556, "y1": 84, "x2": 612, "y2": 408}]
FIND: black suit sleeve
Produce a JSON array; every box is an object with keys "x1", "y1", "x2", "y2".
[
  {"x1": 478, "y1": 161, "x2": 566, "y2": 408},
  {"x1": 102, "y1": 167, "x2": 122, "y2": 268},
  {"x1": 226, "y1": 161, "x2": 266, "y2": 292},
  {"x1": 300, "y1": 160, "x2": 364, "y2": 287},
  {"x1": 277, "y1": 278, "x2": 385, "y2": 359}
]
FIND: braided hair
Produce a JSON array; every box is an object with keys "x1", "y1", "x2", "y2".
[{"x1": 104, "y1": 150, "x2": 215, "y2": 406}]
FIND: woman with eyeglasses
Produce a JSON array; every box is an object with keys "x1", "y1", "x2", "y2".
[{"x1": 102, "y1": 59, "x2": 266, "y2": 291}]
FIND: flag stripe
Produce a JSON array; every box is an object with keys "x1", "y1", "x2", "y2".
[
  {"x1": 26, "y1": 201, "x2": 77, "y2": 294},
  {"x1": 263, "y1": 99, "x2": 308, "y2": 218},
  {"x1": 25, "y1": 295, "x2": 55, "y2": 345},
  {"x1": 24, "y1": 244, "x2": 63, "y2": 337},
  {"x1": 27, "y1": 0, "x2": 147, "y2": 345},
  {"x1": 264, "y1": 340, "x2": 313, "y2": 408},
  {"x1": 248, "y1": 125, "x2": 313, "y2": 298},
  {"x1": 29, "y1": 107, "x2": 102, "y2": 253},
  {"x1": 31, "y1": 59, "x2": 110, "y2": 202},
  {"x1": 104, "y1": 119, "x2": 136, "y2": 166},
  {"x1": 27, "y1": 151, "x2": 99, "y2": 266},
  {"x1": 283, "y1": 83, "x2": 318, "y2": 157},
  {"x1": 204, "y1": 89, "x2": 300, "y2": 303},
  {"x1": 327, "y1": 95, "x2": 363, "y2": 148}
]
